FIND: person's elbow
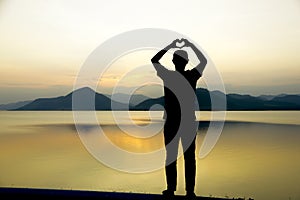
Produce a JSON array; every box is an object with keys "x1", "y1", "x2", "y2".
[
  {"x1": 151, "y1": 57, "x2": 158, "y2": 64},
  {"x1": 202, "y1": 58, "x2": 207, "y2": 67}
]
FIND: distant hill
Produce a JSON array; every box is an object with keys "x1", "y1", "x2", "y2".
[
  {"x1": 16, "y1": 87, "x2": 127, "y2": 110},
  {"x1": 12, "y1": 87, "x2": 300, "y2": 111},
  {"x1": 271, "y1": 95, "x2": 300, "y2": 105},
  {"x1": 226, "y1": 93, "x2": 299, "y2": 110},
  {"x1": 132, "y1": 96, "x2": 164, "y2": 110},
  {"x1": 0, "y1": 100, "x2": 32, "y2": 110},
  {"x1": 134, "y1": 89, "x2": 300, "y2": 111},
  {"x1": 257, "y1": 94, "x2": 277, "y2": 101},
  {"x1": 105, "y1": 93, "x2": 149, "y2": 106}
]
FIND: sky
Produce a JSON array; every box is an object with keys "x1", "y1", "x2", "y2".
[{"x1": 0, "y1": 0, "x2": 299, "y2": 104}]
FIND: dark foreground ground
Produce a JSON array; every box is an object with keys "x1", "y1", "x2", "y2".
[{"x1": 0, "y1": 187, "x2": 252, "y2": 200}]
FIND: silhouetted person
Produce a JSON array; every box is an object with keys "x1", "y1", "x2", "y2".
[{"x1": 151, "y1": 38, "x2": 207, "y2": 199}]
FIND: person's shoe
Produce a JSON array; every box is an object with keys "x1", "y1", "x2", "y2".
[
  {"x1": 185, "y1": 191, "x2": 197, "y2": 199},
  {"x1": 162, "y1": 189, "x2": 175, "y2": 198}
]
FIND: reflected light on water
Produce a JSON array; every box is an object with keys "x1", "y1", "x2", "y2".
[{"x1": 0, "y1": 111, "x2": 299, "y2": 200}]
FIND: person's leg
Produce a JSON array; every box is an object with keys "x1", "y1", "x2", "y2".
[
  {"x1": 165, "y1": 140, "x2": 179, "y2": 192},
  {"x1": 183, "y1": 138, "x2": 196, "y2": 193},
  {"x1": 181, "y1": 119, "x2": 198, "y2": 195},
  {"x1": 163, "y1": 118, "x2": 180, "y2": 193}
]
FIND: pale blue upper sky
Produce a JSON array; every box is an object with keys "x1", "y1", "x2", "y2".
[{"x1": 0, "y1": 0, "x2": 299, "y2": 104}]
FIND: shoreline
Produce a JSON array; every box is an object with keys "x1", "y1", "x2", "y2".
[{"x1": 0, "y1": 187, "x2": 248, "y2": 200}]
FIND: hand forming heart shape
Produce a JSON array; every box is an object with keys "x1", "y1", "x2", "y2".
[{"x1": 176, "y1": 39, "x2": 186, "y2": 49}]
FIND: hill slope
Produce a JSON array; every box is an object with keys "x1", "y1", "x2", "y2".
[
  {"x1": 134, "y1": 89, "x2": 300, "y2": 111},
  {"x1": 16, "y1": 87, "x2": 127, "y2": 110},
  {"x1": 14, "y1": 87, "x2": 300, "y2": 111},
  {"x1": 0, "y1": 100, "x2": 32, "y2": 110}
]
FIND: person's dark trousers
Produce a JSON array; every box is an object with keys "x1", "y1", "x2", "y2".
[
  {"x1": 164, "y1": 116, "x2": 180, "y2": 192},
  {"x1": 183, "y1": 138, "x2": 196, "y2": 192},
  {"x1": 163, "y1": 116, "x2": 197, "y2": 192}
]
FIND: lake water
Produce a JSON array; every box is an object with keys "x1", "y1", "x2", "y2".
[{"x1": 0, "y1": 111, "x2": 299, "y2": 200}]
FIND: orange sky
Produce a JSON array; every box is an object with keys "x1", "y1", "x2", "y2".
[{"x1": 0, "y1": 0, "x2": 299, "y2": 104}]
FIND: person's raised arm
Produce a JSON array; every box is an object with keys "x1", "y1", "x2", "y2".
[
  {"x1": 151, "y1": 39, "x2": 179, "y2": 71},
  {"x1": 182, "y1": 38, "x2": 207, "y2": 74}
]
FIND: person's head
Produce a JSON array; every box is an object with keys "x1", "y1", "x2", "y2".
[{"x1": 172, "y1": 50, "x2": 189, "y2": 72}]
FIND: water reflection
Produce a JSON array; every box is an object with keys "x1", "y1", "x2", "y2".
[{"x1": 0, "y1": 111, "x2": 299, "y2": 200}]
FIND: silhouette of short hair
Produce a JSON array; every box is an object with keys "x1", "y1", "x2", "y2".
[
  {"x1": 173, "y1": 50, "x2": 189, "y2": 62},
  {"x1": 173, "y1": 50, "x2": 189, "y2": 71}
]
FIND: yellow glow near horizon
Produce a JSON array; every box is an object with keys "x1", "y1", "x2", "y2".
[{"x1": 0, "y1": 0, "x2": 299, "y2": 103}]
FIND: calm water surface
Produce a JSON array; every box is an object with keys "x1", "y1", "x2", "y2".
[{"x1": 0, "y1": 111, "x2": 299, "y2": 200}]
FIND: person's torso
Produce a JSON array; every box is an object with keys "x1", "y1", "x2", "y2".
[{"x1": 162, "y1": 70, "x2": 199, "y2": 118}]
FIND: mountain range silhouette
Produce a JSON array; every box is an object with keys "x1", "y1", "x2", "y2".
[{"x1": 2, "y1": 87, "x2": 299, "y2": 111}]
